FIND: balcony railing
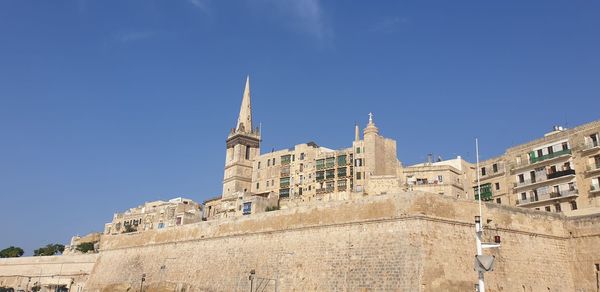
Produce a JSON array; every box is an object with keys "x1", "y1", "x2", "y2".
[
  {"x1": 474, "y1": 191, "x2": 493, "y2": 201},
  {"x1": 547, "y1": 168, "x2": 576, "y2": 180},
  {"x1": 582, "y1": 140, "x2": 600, "y2": 151},
  {"x1": 514, "y1": 170, "x2": 575, "y2": 188},
  {"x1": 517, "y1": 189, "x2": 578, "y2": 205},
  {"x1": 316, "y1": 187, "x2": 334, "y2": 194},
  {"x1": 530, "y1": 149, "x2": 572, "y2": 164}
]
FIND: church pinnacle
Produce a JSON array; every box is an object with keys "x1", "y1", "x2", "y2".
[
  {"x1": 364, "y1": 112, "x2": 379, "y2": 135},
  {"x1": 236, "y1": 75, "x2": 253, "y2": 133}
]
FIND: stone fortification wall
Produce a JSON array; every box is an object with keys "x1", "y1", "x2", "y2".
[
  {"x1": 84, "y1": 192, "x2": 599, "y2": 292},
  {"x1": 565, "y1": 214, "x2": 600, "y2": 291},
  {"x1": 0, "y1": 254, "x2": 98, "y2": 291},
  {"x1": 2, "y1": 192, "x2": 599, "y2": 291}
]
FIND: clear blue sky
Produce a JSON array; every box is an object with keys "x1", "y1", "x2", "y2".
[{"x1": 1, "y1": 1, "x2": 599, "y2": 254}]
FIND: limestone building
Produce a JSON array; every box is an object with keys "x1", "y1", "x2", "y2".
[
  {"x1": 104, "y1": 197, "x2": 202, "y2": 235},
  {"x1": 403, "y1": 156, "x2": 475, "y2": 199},
  {"x1": 205, "y1": 77, "x2": 600, "y2": 219},
  {"x1": 204, "y1": 78, "x2": 405, "y2": 220},
  {"x1": 472, "y1": 122, "x2": 600, "y2": 215}
]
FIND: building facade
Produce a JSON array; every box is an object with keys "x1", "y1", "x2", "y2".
[
  {"x1": 472, "y1": 123, "x2": 600, "y2": 215},
  {"x1": 205, "y1": 78, "x2": 405, "y2": 219},
  {"x1": 104, "y1": 197, "x2": 202, "y2": 235},
  {"x1": 205, "y1": 77, "x2": 600, "y2": 219},
  {"x1": 403, "y1": 156, "x2": 475, "y2": 199}
]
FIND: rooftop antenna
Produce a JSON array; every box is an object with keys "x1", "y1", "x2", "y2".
[{"x1": 476, "y1": 138, "x2": 482, "y2": 227}]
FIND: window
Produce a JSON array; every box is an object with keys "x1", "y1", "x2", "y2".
[
  {"x1": 495, "y1": 183, "x2": 500, "y2": 190},
  {"x1": 256, "y1": 182, "x2": 259, "y2": 190},
  {"x1": 492, "y1": 163, "x2": 498, "y2": 173},
  {"x1": 438, "y1": 175, "x2": 443, "y2": 183},
  {"x1": 496, "y1": 198, "x2": 501, "y2": 204},
  {"x1": 337, "y1": 180, "x2": 347, "y2": 190},
  {"x1": 545, "y1": 206, "x2": 551, "y2": 212},
  {"x1": 518, "y1": 174, "x2": 525, "y2": 183},
  {"x1": 243, "y1": 202, "x2": 252, "y2": 215},
  {"x1": 267, "y1": 159, "x2": 271, "y2": 167},
  {"x1": 537, "y1": 149, "x2": 544, "y2": 158},
  {"x1": 570, "y1": 201, "x2": 578, "y2": 210},
  {"x1": 337, "y1": 155, "x2": 347, "y2": 166},
  {"x1": 299, "y1": 163, "x2": 304, "y2": 172},
  {"x1": 355, "y1": 159, "x2": 362, "y2": 167},
  {"x1": 316, "y1": 159, "x2": 325, "y2": 170},
  {"x1": 316, "y1": 171, "x2": 325, "y2": 181},
  {"x1": 562, "y1": 142, "x2": 569, "y2": 151},
  {"x1": 555, "y1": 203, "x2": 562, "y2": 213},
  {"x1": 245, "y1": 146, "x2": 251, "y2": 160},
  {"x1": 481, "y1": 167, "x2": 486, "y2": 176},
  {"x1": 521, "y1": 192, "x2": 527, "y2": 200},
  {"x1": 300, "y1": 152, "x2": 305, "y2": 160},
  {"x1": 176, "y1": 217, "x2": 182, "y2": 225},
  {"x1": 356, "y1": 147, "x2": 361, "y2": 154},
  {"x1": 258, "y1": 162, "x2": 261, "y2": 169},
  {"x1": 279, "y1": 188, "x2": 290, "y2": 197},
  {"x1": 356, "y1": 172, "x2": 362, "y2": 180},
  {"x1": 325, "y1": 169, "x2": 335, "y2": 179},
  {"x1": 266, "y1": 181, "x2": 270, "y2": 187},
  {"x1": 272, "y1": 158, "x2": 276, "y2": 165},
  {"x1": 547, "y1": 146, "x2": 554, "y2": 155},
  {"x1": 280, "y1": 177, "x2": 290, "y2": 188}
]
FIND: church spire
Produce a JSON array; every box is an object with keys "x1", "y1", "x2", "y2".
[{"x1": 236, "y1": 75, "x2": 252, "y2": 133}]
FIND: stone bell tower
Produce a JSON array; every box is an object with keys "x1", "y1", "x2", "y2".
[{"x1": 222, "y1": 76, "x2": 261, "y2": 200}]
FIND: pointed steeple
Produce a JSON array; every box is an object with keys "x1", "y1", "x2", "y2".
[{"x1": 236, "y1": 75, "x2": 252, "y2": 133}]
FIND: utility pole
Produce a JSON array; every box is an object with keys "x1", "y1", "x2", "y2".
[
  {"x1": 474, "y1": 139, "x2": 500, "y2": 292},
  {"x1": 475, "y1": 216, "x2": 485, "y2": 292}
]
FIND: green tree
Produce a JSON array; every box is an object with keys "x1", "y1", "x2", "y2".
[
  {"x1": 265, "y1": 205, "x2": 280, "y2": 212},
  {"x1": 0, "y1": 246, "x2": 24, "y2": 258},
  {"x1": 33, "y1": 243, "x2": 65, "y2": 256},
  {"x1": 75, "y1": 242, "x2": 96, "y2": 253}
]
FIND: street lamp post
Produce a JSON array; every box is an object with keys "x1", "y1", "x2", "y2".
[{"x1": 140, "y1": 273, "x2": 146, "y2": 292}]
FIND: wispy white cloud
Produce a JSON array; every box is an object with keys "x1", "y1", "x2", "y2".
[
  {"x1": 115, "y1": 31, "x2": 157, "y2": 43},
  {"x1": 370, "y1": 16, "x2": 409, "y2": 33},
  {"x1": 188, "y1": 0, "x2": 210, "y2": 13},
  {"x1": 260, "y1": 0, "x2": 332, "y2": 41}
]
